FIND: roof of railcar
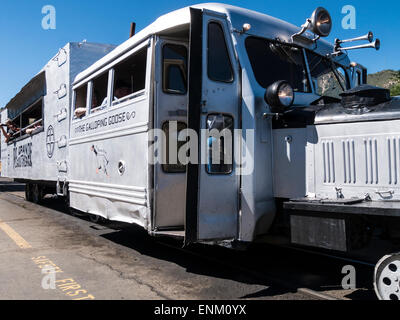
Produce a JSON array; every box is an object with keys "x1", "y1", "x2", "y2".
[
  {"x1": 74, "y1": 3, "x2": 342, "y2": 85},
  {"x1": 4, "y1": 42, "x2": 115, "y2": 113}
]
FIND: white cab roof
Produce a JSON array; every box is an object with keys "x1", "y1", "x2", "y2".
[{"x1": 74, "y1": 3, "x2": 341, "y2": 84}]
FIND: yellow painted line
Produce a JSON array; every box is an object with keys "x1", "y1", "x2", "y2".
[{"x1": 0, "y1": 219, "x2": 32, "y2": 249}]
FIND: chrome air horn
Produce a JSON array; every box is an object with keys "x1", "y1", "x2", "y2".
[{"x1": 334, "y1": 32, "x2": 381, "y2": 54}]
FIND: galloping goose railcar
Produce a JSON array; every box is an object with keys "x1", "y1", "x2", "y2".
[{"x1": 1, "y1": 3, "x2": 398, "y2": 299}]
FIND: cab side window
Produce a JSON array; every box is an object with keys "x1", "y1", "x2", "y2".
[
  {"x1": 163, "y1": 44, "x2": 188, "y2": 94},
  {"x1": 207, "y1": 22, "x2": 233, "y2": 83}
]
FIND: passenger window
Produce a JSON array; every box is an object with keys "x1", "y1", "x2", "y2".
[
  {"x1": 74, "y1": 84, "x2": 88, "y2": 118},
  {"x1": 113, "y1": 48, "x2": 147, "y2": 105},
  {"x1": 91, "y1": 72, "x2": 109, "y2": 113},
  {"x1": 162, "y1": 121, "x2": 187, "y2": 173},
  {"x1": 6, "y1": 99, "x2": 44, "y2": 141},
  {"x1": 207, "y1": 22, "x2": 233, "y2": 83},
  {"x1": 21, "y1": 99, "x2": 43, "y2": 133},
  {"x1": 206, "y1": 114, "x2": 234, "y2": 174},
  {"x1": 163, "y1": 44, "x2": 187, "y2": 94},
  {"x1": 5, "y1": 117, "x2": 21, "y2": 141}
]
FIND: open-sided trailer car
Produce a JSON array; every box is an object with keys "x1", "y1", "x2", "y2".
[
  {"x1": 1, "y1": 3, "x2": 400, "y2": 299},
  {"x1": 0, "y1": 41, "x2": 116, "y2": 196}
]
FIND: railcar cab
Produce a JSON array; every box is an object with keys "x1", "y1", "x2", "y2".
[{"x1": 183, "y1": 4, "x2": 364, "y2": 245}]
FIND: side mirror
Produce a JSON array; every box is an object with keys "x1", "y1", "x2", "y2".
[{"x1": 264, "y1": 81, "x2": 295, "y2": 113}]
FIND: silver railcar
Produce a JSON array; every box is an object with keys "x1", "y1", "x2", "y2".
[{"x1": 1, "y1": 3, "x2": 398, "y2": 299}]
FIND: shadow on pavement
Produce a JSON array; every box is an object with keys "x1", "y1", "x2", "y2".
[{"x1": 5, "y1": 190, "x2": 379, "y2": 300}]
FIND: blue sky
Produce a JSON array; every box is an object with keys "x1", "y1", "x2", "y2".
[{"x1": 0, "y1": 0, "x2": 399, "y2": 107}]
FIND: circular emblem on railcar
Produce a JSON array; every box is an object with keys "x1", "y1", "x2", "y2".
[{"x1": 46, "y1": 125, "x2": 55, "y2": 158}]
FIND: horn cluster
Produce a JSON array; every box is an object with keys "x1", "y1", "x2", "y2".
[{"x1": 334, "y1": 32, "x2": 381, "y2": 54}]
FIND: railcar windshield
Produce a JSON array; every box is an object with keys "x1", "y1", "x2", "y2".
[
  {"x1": 245, "y1": 36, "x2": 350, "y2": 100},
  {"x1": 245, "y1": 37, "x2": 311, "y2": 93},
  {"x1": 306, "y1": 51, "x2": 348, "y2": 99}
]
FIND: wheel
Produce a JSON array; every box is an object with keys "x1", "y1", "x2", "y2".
[
  {"x1": 31, "y1": 184, "x2": 43, "y2": 204},
  {"x1": 374, "y1": 253, "x2": 400, "y2": 300},
  {"x1": 89, "y1": 214, "x2": 105, "y2": 223},
  {"x1": 25, "y1": 184, "x2": 33, "y2": 202}
]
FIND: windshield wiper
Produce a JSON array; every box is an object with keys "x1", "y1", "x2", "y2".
[
  {"x1": 309, "y1": 54, "x2": 346, "y2": 93},
  {"x1": 270, "y1": 42, "x2": 301, "y2": 66}
]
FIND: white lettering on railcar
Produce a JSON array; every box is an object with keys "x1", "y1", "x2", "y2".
[{"x1": 13, "y1": 142, "x2": 32, "y2": 168}]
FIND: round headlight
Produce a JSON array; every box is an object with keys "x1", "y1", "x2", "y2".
[
  {"x1": 310, "y1": 7, "x2": 332, "y2": 38},
  {"x1": 278, "y1": 83, "x2": 294, "y2": 107},
  {"x1": 265, "y1": 81, "x2": 295, "y2": 112}
]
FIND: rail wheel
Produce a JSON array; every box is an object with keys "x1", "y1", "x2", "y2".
[
  {"x1": 374, "y1": 253, "x2": 400, "y2": 300},
  {"x1": 31, "y1": 184, "x2": 43, "y2": 204}
]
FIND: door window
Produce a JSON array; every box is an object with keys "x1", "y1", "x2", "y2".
[
  {"x1": 206, "y1": 114, "x2": 234, "y2": 174},
  {"x1": 163, "y1": 44, "x2": 188, "y2": 94},
  {"x1": 207, "y1": 22, "x2": 234, "y2": 83}
]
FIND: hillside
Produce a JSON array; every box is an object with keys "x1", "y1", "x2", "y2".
[{"x1": 368, "y1": 69, "x2": 400, "y2": 96}]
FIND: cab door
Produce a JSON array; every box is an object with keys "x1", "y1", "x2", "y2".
[
  {"x1": 186, "y1": 8, "x2": 240, "y2": 243},
  {"x1": 153, "y1": 37, "x2": 189, "y2": 230}
]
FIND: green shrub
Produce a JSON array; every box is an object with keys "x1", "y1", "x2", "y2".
[
  {"x1": 391, "y1": 84, "x2": 400, "y2": 96},
  {"x1": 391, "y1": 71, "x2": 400, "y2": 96}
]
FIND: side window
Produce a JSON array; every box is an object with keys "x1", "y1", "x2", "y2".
[
  {"x1": 206, "y1": 114, "x2": 234, "y2": 175},
  {"x1": 163, "y1": 44, "x2": 187, "y2": 94},
  {"x1": 21, "y1": 99, "x2": 43, "y2": 133},
  {"x1": 74, "y1": 84, "x2": 88, "y2": 118},
  {"x1": 113, "y1": 48, "x2": 147, "y2": 105},
  {"x1": 162, "y1": 121, "x2": 187, "y2": 173},
  {"x1": 91, "y1": 72, "x2": 109, "y2": 113},
  {"x1": 207, "y1": 22, "x2": 234, "y2": 83},
  {"x1": 6, "y1": 99, "x2": 44, "y2": 141},
  {"x1": 6, "y1": 116, "x2": 21, "y2": 141}
]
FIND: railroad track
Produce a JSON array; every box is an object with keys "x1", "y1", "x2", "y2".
[{"x1": 153, "y1": 238, "x2": 342, "y2": 300}]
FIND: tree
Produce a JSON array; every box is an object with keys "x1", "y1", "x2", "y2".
[
  {"x1": 392, "y1": 84, "x2": 400, "y2": 96},
  {"x1": 390, "y1": 71, "x2": 400, "y2": 96}
]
